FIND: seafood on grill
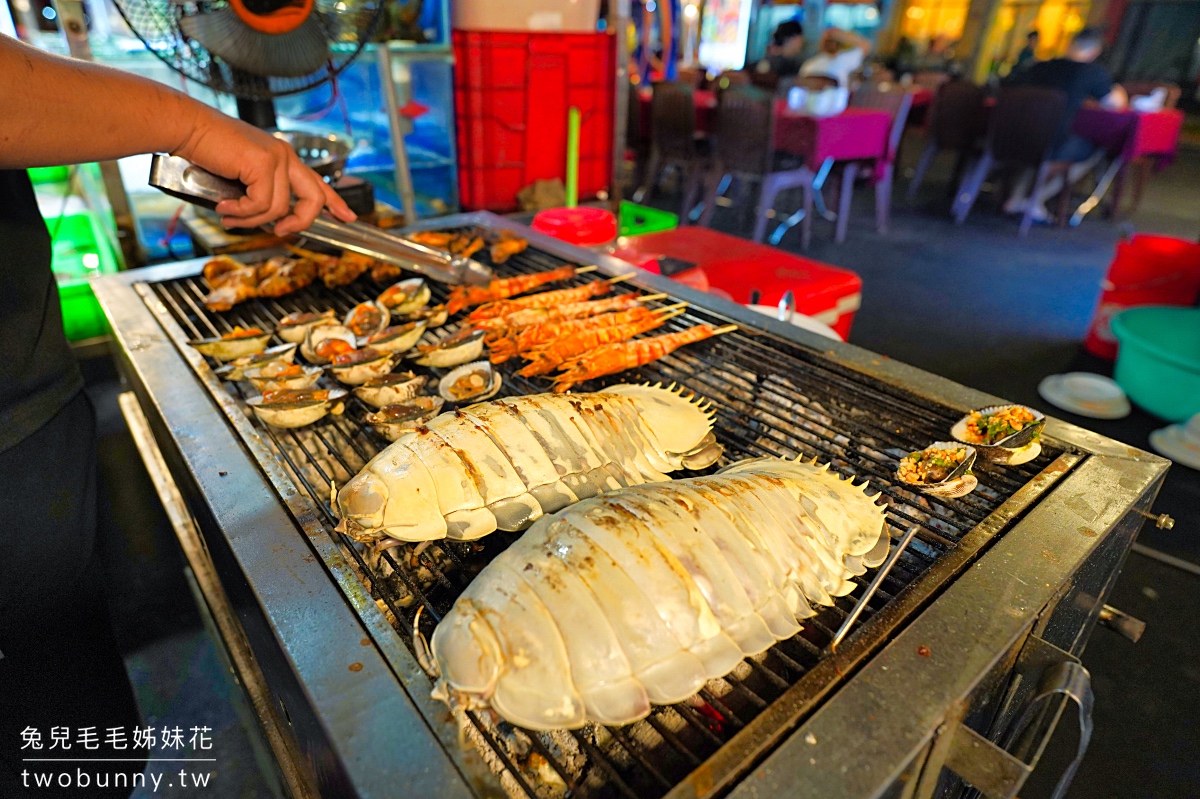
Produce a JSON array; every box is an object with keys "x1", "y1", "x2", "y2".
[
  {"x1": 335, "y1": 383, "x2": 723, "y2": 543},
  {"x1": 363, "y1": 321, "x2": 428, "y2": 354},
  {"x1": 466, "y1": 277, "x2": 631, "y2": 323},
  {"x1": 896, "y1": 442, "x2": 978, "y2": 498},
  {"x1": 189, "y1": 326, "x2": 272, "y2": 361},
  {"x1": 951, "y1": 405, "x2": 1045, "y2": 465},
  {"x1": 244, "y1": 361, "x2": 324, "y2": 393},
  {"x1": 552, "y1": 324, "x2": 737, "y2": 393},
  {"x1": 404, "y1": 303, "x2": 449, "y2": 329},
  {"x1": 213, "y1": 343, "x2": 298, "y2": 381},
  {"x1": 488, "y1": 304, "x2": 684, "y2": 366},
  {"x1": 378, "y1": 278, "x2": 431, "y2": 315},
  {"x1": 201, "y1": 256, "x2": 259, "y2": 312},
  {"x1": 517, "y1": 310, "x2": 683, "y2": 377},
  {"x1": 247, "y1": 388, "x2": 347, "y2": 428},
  {"x1": 344, "y1": 301, "x2": 390, "y2": 340},
  {"x1": 276, "y1": 310, "x2": 337, "y2": 343},
  {"x1": 424, "y1": 457, "x2": 890, "y2": 729},
  {"x1": 370, "y1": 260, "x2": 404, "y2": 285},
  {"x1": 255, "y1": 256, "x2": 318, "y2": 298},
  {"x1": 353, "y1": 371, "x2": 427, "y2": 409},
  {"x1": 301, "y1": 324, "x2": 357, "y2": 365},
  {"x1": 330, "y1": 347, "x2": 401, "y2": 385},
  {"x1": 286, "y1": 245, "x2": 376, "y2": 289},
  {"x1": 488, "y1": 230, "x2": 528, "y2": 265},
  {"x1": 412, "y1": 328, "x2": 487, "y2": 368},
  {"x1": 445, "y1": 264, "x2": 594, "y2": 315},
  {"x1": 365, "y1": 396, "x2": 445, "y2": 442},
  {"x1": 408, "y1": 229, "x2": 485, "y2": 260},
  {"x1": 472, "y1": 294, "x2": 668, "y2": 338},
  {"x1": 439, "y1": 361, "x2": 502, "y2": 403}
]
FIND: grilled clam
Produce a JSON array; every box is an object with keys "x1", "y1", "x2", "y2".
[
  {"x1": 951, "y1": 405, "x2": 1045, "y2": 465},
  {"x1": 412, "y1": 328, "x2": 486, "y2": 368},
  {"x1": 329, "y1": 347, "x2": 400, "y2": 385},
  {"x1": 365, "y1": 396, "x2": 445, "y2": 442},
  {"x1": 301, "y1": 324, "x2": 357, "y2": 365},
  {"x1": 344, "y1": 301, "x2": 390, "y2": 340},
  {"x1": 352, "y1": 372, "x2": 427, "y2": 409},
  {"x1": 213, "y1": 343, "x2": 298, "y2": 381},
  {"x1": 276, "y1": 310, "x2": 337, "y2": 344},
  {"x1": 364, "y1": 321, "x2": 427, "y2": 355},
  {"x1": 247, "y1": 388, "x2": 347, "y2": 428},
  {"x1": 404, "y1": 303, "x2": 449, "y2": 329},
  {"x1": 378, "y1": 278, "x2": 431, "y2": 315},
  {"x1": 896, "y1": 442, "x2": 978, "y2": 498},
  {"x1": 189, "y1": 326, "x2": 272, "y2": 361},
  {"x1": 243, "y1": 361, "x2": 324, "y2": 393},
  {"x1": 439, "y1": 361, "x2": 502, "y2": 404}
]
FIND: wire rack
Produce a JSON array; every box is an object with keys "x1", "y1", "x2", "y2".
[{"x1": 147, "y1": 236, "x2": 1060, "y2": 799}]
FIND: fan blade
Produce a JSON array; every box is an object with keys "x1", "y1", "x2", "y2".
[{"x1": 179, "y1": 7, "x2": 329, "y2": 78}]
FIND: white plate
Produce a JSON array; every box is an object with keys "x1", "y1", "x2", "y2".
[
  {"x1": 1037, "y1": 372, "x2": 1131, "y2": 420},
  {"x1": 747, "y1": 305, "x2": 842, "y2": 341},
  {"x1": 1149, "y1": 426, "x2": 1200, "y2": 471}
]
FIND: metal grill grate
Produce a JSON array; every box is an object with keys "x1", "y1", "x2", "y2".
[{"x1": 147, "y1": 236, "x2": 1060, "y2": 799}]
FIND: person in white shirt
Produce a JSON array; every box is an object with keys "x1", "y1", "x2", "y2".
[{"x1": 799, "y1": 28, "x2": 872, "y2": 88}]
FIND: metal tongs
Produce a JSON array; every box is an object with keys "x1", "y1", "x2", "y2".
[{"x1": 148, "y1": 154, "x2": 493, "y2": 286}]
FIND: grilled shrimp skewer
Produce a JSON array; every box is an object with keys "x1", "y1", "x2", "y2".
[
  {"x1": 472, "y1": 293, "x2": 668, "y2": 337},
  {"x1": 466, "y1": 275, "x2": 635, "y2": 322},
  {"x1": 552, "y1": 324, "x2": 737, "y2": 392},
  {"x1": 427, "y1": 457, "x2": 890, "y2": 730},
  {"x1": 446, "y1": 264, "x2": 596, "y2": 314},
  {"x1": 488, "y1": 304, "x2": 684, "y2": 363},
  {"x1": 517, "y1": 309, "x2": 688, "y2": 376}
]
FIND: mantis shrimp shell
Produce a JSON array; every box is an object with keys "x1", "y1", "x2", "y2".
[
  {"x1": 427, "y1": 457, "x2": 890, "y2": 730},
  {"x1": 335, "y1": 383, "x2": 722, "y2": 543}
]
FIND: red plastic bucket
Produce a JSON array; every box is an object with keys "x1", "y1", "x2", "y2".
[
  {"x1": 1084, "y1": 235, "x2": 1200, "y2": 359},
  {"x1": 532, "y1": 207, "x2": 617, "y2": 247}
]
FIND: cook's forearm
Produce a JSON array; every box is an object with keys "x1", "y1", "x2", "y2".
[{"x1": 0, "y1": 35, "x2": 207, "y2": 169}]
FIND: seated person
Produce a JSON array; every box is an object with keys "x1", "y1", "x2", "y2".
[
  {"x1": 1003, "y1": 27, "x2": 1128, "y2": 220},
  {"x1": 799, "y1": 28, "x2": 872, "y2": 88},
  {"x1": 756, "y1": 19, "x2": 806, "y2": 78}
]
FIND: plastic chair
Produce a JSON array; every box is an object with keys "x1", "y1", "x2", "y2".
[
  {"x1": 906, "y1": 80, "x2": 987, "y2": 200},
  {"x1": 634, "y1": 81, "x2": 709, "y2": 215},
  {"x1": 951, "y1": 86, "x2": 1069, "y2": 236},
  {"x1": 695, "y1": 84, "x2": 775, "y2": 228}
]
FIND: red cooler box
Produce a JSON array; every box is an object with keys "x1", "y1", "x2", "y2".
[{"x1": 611, "y1": 228, "x2": 862, "y2": 340}]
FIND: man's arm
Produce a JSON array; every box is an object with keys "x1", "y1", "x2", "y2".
[
  {"x1": 1101, "y1": 84, "x2": 1129, "y2": 110},
  {"x1": 829, "y1": 28, "x2": 872, "y2": 54},
  {"x1": 0, "y1": 35, "x2": 354, "y2": 235}
]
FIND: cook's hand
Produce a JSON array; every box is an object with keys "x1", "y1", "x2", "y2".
[{"x1": 175, "y1": 108, "x2": 356, "y2": 236}]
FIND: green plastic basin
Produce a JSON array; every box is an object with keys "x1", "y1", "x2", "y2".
[{"x1": 1111, "y1": 306, "x2": 1200, "y2": 421}]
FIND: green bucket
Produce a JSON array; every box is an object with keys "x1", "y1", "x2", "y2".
[{"x1": 1111, "y1": 306, "x2": 1200, "y2": 421}]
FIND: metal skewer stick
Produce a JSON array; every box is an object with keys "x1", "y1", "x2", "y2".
[{"x1": 829, "y1": 525, "x2": 920, "y2": 654}]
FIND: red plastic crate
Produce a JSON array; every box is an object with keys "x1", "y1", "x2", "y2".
[{"x1": 453, "y1": 30, "x2": 615, "y2": 212}]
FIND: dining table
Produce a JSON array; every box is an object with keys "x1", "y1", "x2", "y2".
[{"x1": 1069, "y1": 106, "x2": 1185, "y2": 223}]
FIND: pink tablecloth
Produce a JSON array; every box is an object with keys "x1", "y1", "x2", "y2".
[
  {"x1": 636, "y1": 88, "x2": 717, "y2": 139},
  {"x1": 772, "y1": 103, "x2": 892, "y2": 167},
  {"x1": 1073, "y1": 107, "x2": 1184, "y2": 163}
]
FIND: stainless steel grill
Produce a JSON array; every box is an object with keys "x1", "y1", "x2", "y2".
[{"x1": 143, "y1": 229, "x2": 1063, "y2": 799}]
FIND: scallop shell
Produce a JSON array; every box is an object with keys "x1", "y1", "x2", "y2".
[
  {"x1": 896, "y1": 441, "x2": 978, "y2": 498},
  {"x1": 352, "y1": 371, "x2": 427, "y2": 409},
  {"x1": 330, "y1": 348, "x2": 401, "y2": 386},
  {"x1": 379, "y1": 278, "x2": 431, "y2": 315},
  {"x1": 189, "y1": 331, "x2": 272, "y2": 362},
  {"x1": 365, "y1": 396, "x2": 445, "y2": 442},
  {"x1": 344, "y1": 301, "x2": 391, "y2": 340},
  {"x1": 243, "y1": 363, "x2": 324, "y2": 393},
  {"x1": 405, "y1": 304, "x2": 449, "y2": 329},
  {"x1": 276, "y1": 310, "x2": 337, "y2": 344},
  {"x1": 301, "y1": 324, "x2": 357, "y2": 365},
  {"x1": 438, "y1": 360, "x2": 502, "y2": 404},
  {"x1": 412, "y1": 328, "x2": 486, "y2": 368},
  {"x1": 950, "y1": 405, "x2": 1046, "y2": 464},
  {"x1": 364, "y1": 320, "x2": 428, "y2": 354},
  {"x1": 213, "y1": 343, "x2": 298, "y2": 381},
  {"x1": 247, "y1": 388, "x2": 347, "y2": 428}
]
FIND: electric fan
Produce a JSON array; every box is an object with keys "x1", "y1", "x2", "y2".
[{"x1": 111, "y1": 0, "x2": 383, "y2": 126}]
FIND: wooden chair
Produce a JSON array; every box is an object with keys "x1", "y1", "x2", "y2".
[
  {"x1": 907, "y1": 80, "x2": 987, "y2": 200},
  {"x1": 634, "y1": 81, "x2": 710, "y2": 215}
]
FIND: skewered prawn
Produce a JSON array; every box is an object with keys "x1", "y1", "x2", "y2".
[
  {"x1": 552, "y1": 324, "x2": 737, "y2": 392},
  {"x1": 446, "y1": 265, "x2": 594, "y2": 314},
  {"x1": 472, "y1": 293, "x2": 668, "y2": 336},
  {"x1": 489, "y1": 305, "x2": 683, "y2": 364},
  {"x1": 467, "y1": 276, "x2": 632, "y2": 322},
  {"x1": 517, "y1": 309, "x2": 685, "y2": 376}
]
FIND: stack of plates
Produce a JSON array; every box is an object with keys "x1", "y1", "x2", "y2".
[
  {"x1": 1037, "y1": 372, "x2": 1131, "y2": 420},
  {"x1": 1150, "y1": 414, "x2": 1200, "y2": 471}
]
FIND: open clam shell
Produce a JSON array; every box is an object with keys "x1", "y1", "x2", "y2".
[
  {"x1": 301, "y1": 324, "x2": 357, "y2": 365},
  {"x1": 403, "y1": 303, "x2": 448, "y2": 329},
  {"x1": 378, "y1": 278, "x2": 431, "y2": 315},
  {"x1": 189, "y1": 329, "x2": 272, "y2": 362},
  {"x1": 329, "y1": 347, "x2": 400, "y2": 386},
  {"x1": 438, "y1": 360, "x2": 502, "y2": 404},
  {"x1": 244, "y1": 363, "x2": 324, "y2": 393},
  {"x1": 951, "y1": 405, "x2": 1046, "y2": 464},
  {"x1": 213, "y1": 343, "x2": 298, "y2": 381},
  {"x1": 412, "y1": 328, "x2": 486, "y2": 368},
  {"x1": 276, "y1": 310, "x2": 337, "y2": 344},
  {"x1": 364, "y1": 320, "x2": 428, "y2": 354},
  {"x1": 896, "y1": 441, "x2": 979, "y2": 498},
  {"x1": 352, "y1": 371, "x2": 427, "y2": 409},
  {"x1": 344, "y1": 301, "x2": 390, "y2": 340},
  {"x1": 365, "y1": 396, "x2": 445, "y2": 442},
  {"x1": 247, "y1": 388, "x2": 347, "y2": 429}
]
